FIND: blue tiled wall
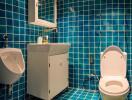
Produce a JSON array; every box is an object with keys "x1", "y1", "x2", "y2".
[
  {"x1": 0, "y1": 0, "x2": 132, "y2": 99},
  {"x1": 56, "y1": 0, "x2": 132, "y2": 91}
]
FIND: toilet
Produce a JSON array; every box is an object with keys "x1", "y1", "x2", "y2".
[{"x1": 99, "y1": 46, "x2": 129, "y2": 100}]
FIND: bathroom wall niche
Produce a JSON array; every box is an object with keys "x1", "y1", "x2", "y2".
[{"x1": 28, "y1": 0, "x2": 57, "y2": 28}]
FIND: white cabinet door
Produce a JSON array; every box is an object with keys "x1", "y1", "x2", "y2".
[{"x1": 49, "y1": 53, "x2": 68, "y2": 99}]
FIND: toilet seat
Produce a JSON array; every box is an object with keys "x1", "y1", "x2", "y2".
[
  {"x1": 101, "y1": 46, "x2": 127, "y2": 77},
  {"x1": 99, "y1": 76, "x2": 129, "y2": 95}
]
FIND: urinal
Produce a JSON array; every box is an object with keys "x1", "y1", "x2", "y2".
[{"x1": 0, "y1": 48, "x2": 25, "y2": 85}]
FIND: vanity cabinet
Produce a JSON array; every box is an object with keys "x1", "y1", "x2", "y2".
[
  {"x1": 27, "y1": 43, "x2": 69, "y2": 100},
  {"x1": 49, "y1": 54, "x2": 68, "y2": 98}
]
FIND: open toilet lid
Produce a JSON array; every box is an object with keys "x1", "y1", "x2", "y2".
[{"x1": 101, "y1": 46, "x2": 127, "y2": 77}]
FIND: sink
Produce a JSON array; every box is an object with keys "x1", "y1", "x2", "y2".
[
  {"x1": 0, "y1": 48, "x2": 25, "y2": 85},
  {"x1": 28, "y1": 43, "x2": 70, "y2": 55}
]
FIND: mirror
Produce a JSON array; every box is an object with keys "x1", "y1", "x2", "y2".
[
  {"x1": 28, "y1": 0, "x2": 57, "y2": 28},
  {"x1": 38, "y1": 0, "x2": 54, "y2": 23}
]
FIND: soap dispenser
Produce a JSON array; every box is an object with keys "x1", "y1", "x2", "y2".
[{"x1": 42, "y1": 35, "x2": 48, "y2": 44}]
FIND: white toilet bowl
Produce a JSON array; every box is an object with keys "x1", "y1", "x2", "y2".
[{"x1": 99, "y1": 46, "x2": 129, "y2": 100}]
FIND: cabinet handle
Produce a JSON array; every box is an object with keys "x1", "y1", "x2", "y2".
[
  {"x1": 36, "y1": 2, "x2": 38, "y2": 7},
  {"x1": 59, "y1": 62, "x2": 63, "y2": 66}
]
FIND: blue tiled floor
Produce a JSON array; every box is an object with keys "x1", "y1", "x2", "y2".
[
  {"x1": 128, "y1": 94, "x2": 132, "y2": 100},
  {"x1": 54, "y1": 88, "x2": 132, "y2": 100},
  {"x1": 54, "y1": 88, "x2": 101, "y2": 100}
]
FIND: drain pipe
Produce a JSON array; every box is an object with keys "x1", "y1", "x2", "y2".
[{"x1": 7, "y1": 85, "x2": 13, "y2": 96}]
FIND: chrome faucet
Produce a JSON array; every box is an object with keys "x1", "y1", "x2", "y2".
[{"x1": 3, "y1": 33, "x2": 8, "y2": 48}]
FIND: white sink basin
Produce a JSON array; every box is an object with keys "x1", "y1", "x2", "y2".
[
  {"x1": 0, "y1": 48, "x2": 25, "y2": 85},
  {"x1": 28, "y1": 43, "x2": 70, "y2": 55}
]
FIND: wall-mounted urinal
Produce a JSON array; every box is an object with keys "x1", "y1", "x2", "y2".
[{"x1": 0, "y1": 48, "x2": 25, "y2": 85}]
